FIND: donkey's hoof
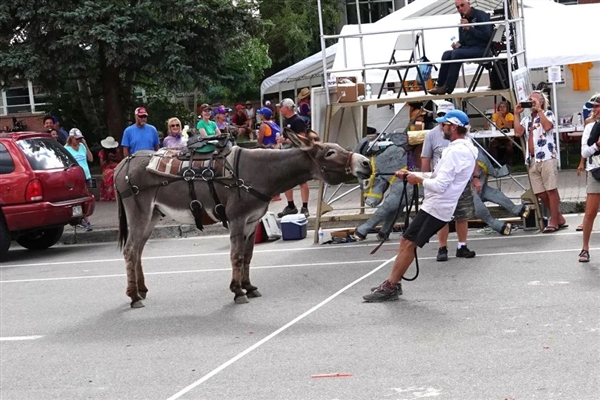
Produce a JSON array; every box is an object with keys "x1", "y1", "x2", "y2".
[
  {"x1": 247, "y1": 290, "x2": 262, "y2": 298},
  {"x1": 234, "y1": 295, "x2": 249, "y2": 304},
  {"x1": 139, "y1": 292, "x2": 147, "y2": 300},
  {"x1": 131, "y1": 300, "x2": 145, "y2": 308}
]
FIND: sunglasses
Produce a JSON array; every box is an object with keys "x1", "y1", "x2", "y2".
[
  {"x1": 138, "y1": 115, "x2": 148, "y2": 119},
  {"x1": 170, "y1": 124, "x2": 180, "y2": 127}
]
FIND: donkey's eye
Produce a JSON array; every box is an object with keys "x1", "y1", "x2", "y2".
[{"x1": 325, "y1": 150, "x2": 336, "y2": 158}]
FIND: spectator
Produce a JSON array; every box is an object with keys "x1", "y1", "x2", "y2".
[
  {"x1": 214, "y1": 106, "x2": 232, "y2": 134},
  {"x1": 122, "y1": 107, "x2": 160, "y2": 157},
  {"x1": 297, "y1": 88, "x2": 311, "y2": 127},
  {"x1": 245, "y1": 100, "x2": 256, "y2": 128},
  {"x1": 429, "y1": 0, "x2": 492, "y2": 95},
  {"x1": 363, "y1": 110, "x2": 478, "y2": 302},
  {"x1": 43, "y1": 115, "x2": 66, "y2": 145},
  {"x1": 163, "y1": 117, "x2": 186, "y2": 149},
  {"x1": 232, "y1": 104, "x2": 253, "y2": 139},
  {"x1": 65, "y1": 128, "x2": 93, "y2": 230},
  {"x1": 578, "y1": 94, "x2": 600, "y2": 262},
  {"x1": 576, "y1": 95, "x2": 600, "y2": 231},
  {"x1": 196, "y1": 104, "x2": 221, "y2": 137},
  {"x1": 421, "y1": 102, "x2": 477, "y2": 261},
  {"x1": 98, "y1": 136, "x2": 121, "y2": 202},
  {"x1": 514, "y1": 91, "x2": 567, "y2": 233},
  {"x1": 256, "y1": 107, "x2": 280, "y2": 149},
  {"x1": 487, "y1": 101, "x2": 515, "y2": 164},
  {"x1": 276, "y1": 98, "x2": 310, "y2": 218}
]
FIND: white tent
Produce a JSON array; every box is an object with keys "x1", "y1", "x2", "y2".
[
  {"x1": 332, "y1": 3, "x2": 600, "y2": 85},
  {"x1": 260, "y1": 0, "x2": 564, "y2": 97}
]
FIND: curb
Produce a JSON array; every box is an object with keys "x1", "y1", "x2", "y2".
[{"x1": 60, "y1": 200, "x2": 586, "y2": 245}]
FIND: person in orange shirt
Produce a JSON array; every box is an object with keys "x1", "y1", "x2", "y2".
[{"x1": 487, "y1": 101, "x2": 515, "y2": 164}]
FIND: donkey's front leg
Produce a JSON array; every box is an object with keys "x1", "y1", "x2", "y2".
[
  {"x1": 242, "y1": 228, "x2": 261, "y2": 298},
  {"x1": 229, "y1": 230, "x2": 249, "y2": 304}
]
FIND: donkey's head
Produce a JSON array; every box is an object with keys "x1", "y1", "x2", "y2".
[{"x1": 284, "y1": 128, "x2": 371, "y2": 185}]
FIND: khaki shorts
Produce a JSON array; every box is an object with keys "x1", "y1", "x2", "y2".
[
  {"x1": 528, "y1": 158, "x2": 558, "y2": 194},
  {"x1": 587, "y1": 172, "x2": 600, "y2": 194}
]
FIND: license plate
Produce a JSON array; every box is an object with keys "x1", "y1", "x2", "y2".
[{"x1": 72, "y1": 205, "x2": 83, "y2": 217}]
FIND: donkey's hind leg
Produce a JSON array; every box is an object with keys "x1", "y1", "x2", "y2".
[
  {"x1": 123, "y1": 203, "x2": 159, "y2": 308},
  {"x1": 242, "y1": 229, "x2": 261, "y2": 298}
]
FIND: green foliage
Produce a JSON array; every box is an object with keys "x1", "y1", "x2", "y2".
[
  {"x1": 0, "y1": 0, "x2": 271, "y2": 141},
  {"x1": 260, "y1": 0, "x2": 341, "y2": 74}
]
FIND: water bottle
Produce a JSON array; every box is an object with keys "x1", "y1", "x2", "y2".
[
  {"x1": 365, "y1": 84, "x2": 372, "y2": 100},
  {"x1": 318, "y1": 227, "x2": 324, "y2": 244}
]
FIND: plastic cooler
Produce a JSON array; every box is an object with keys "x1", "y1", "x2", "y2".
[{"x1": 281, "y1": 214, "x2": 308, "y2": 240}]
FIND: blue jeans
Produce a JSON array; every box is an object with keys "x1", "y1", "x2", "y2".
[
  {"x1": 437, "y1": 47, "x2": 486, "y2": 89},
  {"x1": 473, "y1": 179, "x2": 524, "y2": 233}
]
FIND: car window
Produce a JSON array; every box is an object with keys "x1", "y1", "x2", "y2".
[
  {"x1": 0, "y1": 143, "x2": 15, "y2": 174},
  {"x1": 16, "y1": 138, "x2": 76, "y2": 170}
]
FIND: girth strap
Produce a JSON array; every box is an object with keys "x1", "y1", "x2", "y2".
[{"x1": 187, "y1": 179, "x2": 205, "y2": 231}]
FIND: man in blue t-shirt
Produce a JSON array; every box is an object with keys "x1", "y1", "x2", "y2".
[{"x1": 122, "y1": 107, "x2": 160, "y2": 156}]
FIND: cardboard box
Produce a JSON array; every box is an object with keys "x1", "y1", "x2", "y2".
[
  {"x1": 336, "y1": 76, "x2": 357, "y2": 84},
  {"x1": 336, "y1": 83, "x2": 358, "y2": 103},
  {"x1": 357, "y1": 82, "x2": 365, "y2": 97}
]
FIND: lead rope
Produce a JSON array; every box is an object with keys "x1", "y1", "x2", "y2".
[{"x1": 369, "y1": 177, "x2": 421, "y2": 281}]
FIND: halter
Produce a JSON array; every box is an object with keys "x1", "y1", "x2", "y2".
[{"x1": 306, "y1": 145, "x2": 354, "y2": 176}]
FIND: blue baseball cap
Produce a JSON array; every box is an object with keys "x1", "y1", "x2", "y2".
[
  {"x1": 584, "y1": 94, "x2": 600, "y2": 109},
  {"x1": 436, "y1": 109, "x2": 469, "y2": 127},
  {"x1": 257, "y1": 107, "x2": 272, "y2": 119}
]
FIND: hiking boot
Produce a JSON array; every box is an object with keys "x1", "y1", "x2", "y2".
[
  {"x1": 277, "y1": 206, "x2": 298, "y2": 218},
  {"x1": 429, "y1": 85, "x2": 453, "y2": 95},
  {"x1": 501, "y1": 222, "x2": 512, "y2": 236},
  {"x1": 436, "y1": 246, "x2": 449, "y2": 262},
  {"x1": 352, "y1": 231, "x2": 366, "y2": 241},
  {"x1": 376, "y1": 231, "x2": 389, "y2": 241},
  {"x1": 371, "y1": 281, "x2": 402, "y2": 295},
  {"x1": 300, "y1": 207, "x2": 309, "y2": 218},
  {"x1": 519, "y1": 206, "x2": 530, "y2": 219},
  {"x1": 456, "y1": 245, "x2": 476, "y2": 258},
  {"x1": 363, "y1": 280, "x2": 400, "y2": 302}
]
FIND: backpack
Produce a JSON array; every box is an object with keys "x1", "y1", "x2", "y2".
[{"x1": 416, "y1": 56, "x2": 436, "y2": 86}]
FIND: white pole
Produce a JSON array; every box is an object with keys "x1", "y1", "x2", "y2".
[
  {"x1": 316, "y1": 0, "x2": 330, "y2": 105},
  {"x1": 552, "y1": 81, "x2": 561, "y2": 170}
]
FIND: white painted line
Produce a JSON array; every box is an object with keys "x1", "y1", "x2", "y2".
[
  {"x1": 0, "y1": 259, "x2": 389, "y2": 284},
  {"x1": 1, "y1": 229, "x2": 592, "y2": 269},
  {"x1": 0, "y1": 335, "x2": 43, "y2": 342},
  {"x1": 164, "y1": 257, "x2": 396, "y2": 400}
]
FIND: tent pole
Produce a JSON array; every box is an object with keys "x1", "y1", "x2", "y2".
[
  {"x1": 552, "y1": 81, "x2": 561, "y2": 170},
  {"x1": 316, "y1": 0, "x2": 331, "y2": 106}
]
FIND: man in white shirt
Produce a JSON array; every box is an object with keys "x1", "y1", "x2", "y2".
[
  {"x1": 514, "y1": 91, "x2": 567, "y2": 233},
  {"x1": 364, "y1": 110, "x2": 478, "y2": 302}
]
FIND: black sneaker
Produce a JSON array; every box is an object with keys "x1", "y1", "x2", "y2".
[
  {"x1": 376, "y1": 231, "x2": 389, "y2": 241},
  {"x1": 300, "y1": 207, "x2": 309, "y2": 218},
  {"x1": 456, "y1": 245, "x2": 476, "y2": 258},
  {"x1": 363, "y1": 280, "x2": 399, "y2": 302},
  {"x1": 277, "y1": 206, "x2": 298, "y2": 218},
  {"x1": 371, "y1": 281, "x2": 402, "y2": 295},
  {"x1": 436, "y1": 246, "x2": 448, "y2": 262}
]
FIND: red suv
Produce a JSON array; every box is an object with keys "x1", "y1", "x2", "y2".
[{"x1": 0, "y1": 132, "x2": 95, "y2": 259}]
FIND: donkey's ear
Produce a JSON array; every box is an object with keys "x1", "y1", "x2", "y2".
[{"x1": 284, "y1": 128, "x2": 312, "y2": 148}]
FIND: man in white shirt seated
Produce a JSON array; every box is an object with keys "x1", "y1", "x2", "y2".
[{"x1": 364, "y1": 110, "x2": 478, "y2": 302}]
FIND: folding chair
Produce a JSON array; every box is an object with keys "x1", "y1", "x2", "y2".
[
  {"x1": 467, "y1": 24, "x2": 507, "y2": 92},
  {"x1": 376, "y1": 31, "x2": 430, "y2": 99}
]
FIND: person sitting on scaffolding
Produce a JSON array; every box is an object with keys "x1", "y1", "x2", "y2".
[{"x1": 429, "y1": 0, "x2": 492, "y2": 95}]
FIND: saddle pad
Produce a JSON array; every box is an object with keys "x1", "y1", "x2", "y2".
[{"x1": 146, "y1": 148, "x2": 232, "y2": 179}]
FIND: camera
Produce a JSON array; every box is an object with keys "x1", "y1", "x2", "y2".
[{"x1": 520, "y1": 101, "x2": 533, "y2": 108}]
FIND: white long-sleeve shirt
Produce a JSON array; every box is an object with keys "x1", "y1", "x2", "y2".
[
  {"x1": 414, "y1": 138, "x2": 478, "y2": 221},
  {"x1": 581, "y1": 121, "x2": 600, "y2": 171}
]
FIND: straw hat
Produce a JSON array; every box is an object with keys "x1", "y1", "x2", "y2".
[
  {"x1": 297, "y1": 88, "x2": 310, "y2": 100},
  {"x1": 101, "y1": 136, "x2": 119, "y2": 149}
]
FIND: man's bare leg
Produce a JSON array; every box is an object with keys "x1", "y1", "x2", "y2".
[
  {"x1": 436, "y1": 224, "x2": 450, "y2": 261},
  {"x1": 284, "y1": 189, "x2": 294, "y2": 202},
  {"x1": 388, "y1": 238, "x2": 418, "y2": 283},
  {"x1": 300, "y1": 182, "x2": 309, "y2": 203},
  {"x1": 455, "y1": 220, "x2": 468, "y2": 242}
]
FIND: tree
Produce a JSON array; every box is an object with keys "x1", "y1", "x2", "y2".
[
  {"x1": 259, "y1": 0, "x2": 341, "y2": 78},
  {"x1": 0, "y1": 0, "x2": 270, "y2": 141}
]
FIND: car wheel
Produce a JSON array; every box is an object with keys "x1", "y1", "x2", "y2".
[
  {"x1": 16, "y1": 226, "x2": 64, "y2": 251},
  {"x1": 0, "y1": 218, "x2": 10, "y2": 258}
]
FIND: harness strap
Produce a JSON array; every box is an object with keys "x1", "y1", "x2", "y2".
[
  {"x1": 207, "y1": 154, "x2": 229, "y2": 229},
  {"x1": 187, "y1": 178, "x2": 205, "y2": 231}
]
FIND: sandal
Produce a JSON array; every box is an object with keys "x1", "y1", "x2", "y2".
[
  {"x1": 578, "y1": 249, "x2": 590, "y2": 263},
  {"x1": 576, "y1": 224, "x2": 583, "y2": 232},
  {"x1": 542, "y1": 225, "x2": 558, "y2": 233},
  {"x1": 558, "y1": 223, "x2": 569, "y2": 230}
]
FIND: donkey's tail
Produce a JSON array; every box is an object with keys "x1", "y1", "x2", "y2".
[{"x1": 117, "y1": 191, "x2": 128, "y2": 250}]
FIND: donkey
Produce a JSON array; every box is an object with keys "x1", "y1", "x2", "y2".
[{"x1": 114, "y1": 129, "x2": 371, "y2": 308}]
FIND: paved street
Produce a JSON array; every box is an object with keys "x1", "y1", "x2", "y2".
[{"x1": 1, "y1": 214, "x2": 599, "y2": 400}]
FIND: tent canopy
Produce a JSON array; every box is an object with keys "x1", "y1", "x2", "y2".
[{"x1": 260, "y1": 0, "x2": 567, "y2": 96}]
